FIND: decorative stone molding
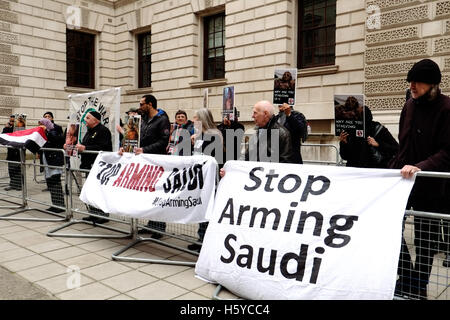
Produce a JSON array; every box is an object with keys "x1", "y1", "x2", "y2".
[
  {"x1": 0, "y1": 64, "x2": 11, "y2": 74},
  {"x1": 365, "y1": 79, "x2": 409, "y2": 96},
  {"x1": 444, "y1": 57, "x2": 450, "y2": 70},
  {"x1": 0, "y1": 53, "x2": 19, "y2": 65},
  {"x1": 368, "y1": 4, "x2": 429, "y2": 30},
  {"x1": 434, "y1": 37, "x2": 450, "y2": 55},
  {"x1": 442, "y1": 73, "x2": 450, "y2": 89},
  {"x1": 125, "y1": 87, "x2": 153, "y2": 95},
  {"x1": 365, "y1": 40, "x2": 428, "y2": 63},
  {"x1": 0, "y1": 31, "x2": 18, "y2": 44},
  {"x1": 298, "y1": 65, "x2": 339, "y2": 77},
  {"x1": 0, "y1": 9, "x2": 18, "y2": 23},
  {"x1": 366, "y1": 97, "x2": 405, "y2": 111},
  {"x1": 436, "y1": 1, "x2": 450, "y2": 18},
  {"x1": 0, "y1": 95, "x2": 18, "y2": 107},
  {"x1": 366, "y1": 26, "x2": 419, "y2": 46},
  {"x1": 0, "y1": 87, "x2": 12, "y2": 95},
  {"x1": 0, "y1": 75, "x2": 18, "y2": 86},
  {"x1": 365, "y1": 61, "x2": 415, "y2": 78},
  {"x1": 366, "y1": 0, "x2": 420, "y2": 11},
  {"x1": 190, "y1": 78, "x2": 227, "y2": 88},
  {"x1": 0, "y1": 107, "x2": 13, "y2": 116}
]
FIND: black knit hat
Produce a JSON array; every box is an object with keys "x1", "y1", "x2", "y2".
[
  {"x1": 407, "y1": 59, "x2": 441, "y2": 84},
  {"x1": 89, "y1": 111, "x2": 102, "y2": 121}
]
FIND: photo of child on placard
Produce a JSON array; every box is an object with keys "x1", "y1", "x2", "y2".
[
  {"x1": 14, "y1": 114, "x2": 26, "y2": 131},
  {"x1": 122, "y1": 114, "x2": 141, "y2": 153},
  {"x1": 334, "y1": 94, "x2": 365, "y2": 138},
  {"x1": 273, "y1": 68, "x2": 297, "y2": 105},
  {"x1": 65, "y1": 123, "x2": 79, "y2": 157},
  {"x1": 223, "y1": 86, "x2": 235, "y2": 121}
]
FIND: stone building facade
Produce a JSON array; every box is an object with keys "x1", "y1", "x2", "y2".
[{"x1": 0, "y1": 0, "x2": 449, "y2": 157}]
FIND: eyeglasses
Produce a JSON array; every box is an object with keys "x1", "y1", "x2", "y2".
[{"x1": 140, "y1": 102, "x2": 146, "y2": 106}]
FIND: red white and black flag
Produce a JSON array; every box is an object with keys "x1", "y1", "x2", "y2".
[{"x1": 0, "y1": 127, "x2": 47, "y2": 153}]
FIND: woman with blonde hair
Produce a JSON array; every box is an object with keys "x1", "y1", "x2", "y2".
[{"x1": 189, "y1": 108, "x2": 223, "y2": 252}]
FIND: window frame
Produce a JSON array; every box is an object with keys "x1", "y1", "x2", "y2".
[
  {"x1": 66, "y1": 29, "x2": 95, "y2": 89},
  {"x1": 297, "y1": 0, "x2": 336, "y2": 69},
  {"x1": 203, "y1": 12, "x2": 225, "y2": 81},
  {"x1": 138, "y1": 32, "x2": 152, "y2": 88}
]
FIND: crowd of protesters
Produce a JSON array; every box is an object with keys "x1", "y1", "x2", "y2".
[{"x1": 1, "y1": 58, "x2": 449, "y2": 299}]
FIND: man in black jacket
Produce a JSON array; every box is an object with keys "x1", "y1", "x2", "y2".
[
  {"x1": 245, "y1": 100, "x2": 293, "y2": 163},
  {"x1": 3, "y1": 115, "x2": 22, "y2": 191},
  {"x1": 75, "y1": 111, "x2": 112, "y2": 224},
  {"x1": 276, "y1": 103, "x2": 306, "y2": 164},
  {"x1": 38, "y1": 118, "x2": 65, "y2": 213},
  {"x1": 135, "y1": 95, "x2": 170, "y2": 238},
  {"x1": 217, "y1": 108, "x2": 245, "y2": 165}
]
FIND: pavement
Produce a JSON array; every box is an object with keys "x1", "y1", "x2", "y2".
[{"x1": 0, "y1": 167, "x2": 241, "y2": 300}]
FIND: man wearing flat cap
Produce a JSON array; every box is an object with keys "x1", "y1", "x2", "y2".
[
  {"x1": 389, "y1": 59, "x2": 450, "y2": 299},
  {"x1": 75, "y1": 111, "x2": 112, "y2": 224}
]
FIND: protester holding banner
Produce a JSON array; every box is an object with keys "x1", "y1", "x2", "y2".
[
  {"x1": 245, "y1": 100, "x2": 293, "y2": 163},
  {"x1": 390, "y1": 59, "x2": 450, "y2": 299},
  {"x1": 135, "y1": 94, "x2": 171, "y2": 238},
  {"x1": 74, "y1": 111, "x2": 112, "y2": 224},
  {"x1": 276, "y1": 103, "x2": 307, "y2": 164},
  {"x1": 339, "y1": 106, "x2": 398, "y2": 168},
  {"x1": 38, "y1": 118, "x2": 65, "y2": 213},
  {"x1": 2, "y1": 115, "x2": 21, "y2": 191}
]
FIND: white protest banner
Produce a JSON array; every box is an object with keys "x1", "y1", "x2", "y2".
[
  {"x1": 68, "y1": 87, "x2": 121, "y2": 152},
  {"x1": 195, "y1": 161, "x2": 416, "y2": 300},
  {"x1": 80, "y1": 152, "x2": 217, "y2": 223}
]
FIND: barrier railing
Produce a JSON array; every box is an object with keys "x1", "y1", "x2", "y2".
[
  {"x1": 0, "y1": 144, "x2": 448, "y2": 299},
  {"x1": 301, "y1": 143, "x2": 343, "y2": 166},
  {"x1": 0, "y1": 146, "x2": 67, "y2": 221}
]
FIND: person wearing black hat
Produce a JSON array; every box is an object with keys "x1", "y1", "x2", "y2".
[
  {"x1": 390, "y1": 59, "x2": 450, "y2": 299},
  {"x1": 75, "y1": 110, "x2": 112, "y2": 224}
]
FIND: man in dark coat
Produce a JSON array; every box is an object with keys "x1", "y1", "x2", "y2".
[
  {"x1": 2, "y1": 115, "x2": 21, "y2": 191},
  {"x1": 135, "y1": 94, "x2": 170, "y2": 238},
  {"x1": 76, "y1": 111, "x2": 112, "y2": 224},
  {"x1": 276, "y1": 103, "x2": 307, "y2": 164},
  {"x1": 245, "y1": 100, "x2": 293, "y2": 163},
  {"x1": 77, "y1": 111, "x2": 112, "y2": 170},
  {"x1": 38, "y1": 117, "x2": 65, "y2": 213},
  {"x1": 389, "y1": 59, "x2": 450, "y2": 299}
]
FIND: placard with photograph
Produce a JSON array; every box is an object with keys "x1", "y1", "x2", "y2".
[
  {"x1": 65, "y1": 123, "x2": 79, "y2": 157},
  {"x1": 334, "y1": 94, "x2": 365, "y2": 138},
  {"x1": 223, "y1": 86, "x2": 235, "y2": 121},
  {"x1": 273, "y1": 68, "x2": 297, "y2": 106},
  {"x1": 122, "y1": 114, "x2": 141, "y2": 153},
  {"x1": 13, "y1": 113, "x2": 27, "y2": 131}
]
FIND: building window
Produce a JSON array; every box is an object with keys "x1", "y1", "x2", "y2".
[
  {"x1": 204, "y1": 12, "x2": 225, "y2": 80},
  {"x1": 66, "y1": 29, "x2": 95, "y2": 88},
  {"x1": 138, "y1": 32, "x2": 152, "y2": 88},
  {"x1": 298, "y1": 0, "x2": 336, "y2": 69}
]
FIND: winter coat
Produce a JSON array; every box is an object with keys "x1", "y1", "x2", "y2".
[
  {"x1": 389, "y1": 91, "x2": 450, "y2": 200},
  {"x1": 340, "y1": 106, "x2": 399, "y2": 168},
  {"x1": 276, "y1": 110, "x2": 307, "y2": 164},
  {"x1": 245, "y1": 115, "x2": 294, "y2": 163},
  {"x1": 140, "y1": 109, "x2": 170, "y2": 155},
  {"x1": 80, "y1": 123, "x2": 112, "y2": 169}
]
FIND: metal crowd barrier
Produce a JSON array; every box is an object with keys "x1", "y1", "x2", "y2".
[
  {"x1": 0, "y1": 146, "x2": 67, "y2": 222},
  {"x1": 301, "y1": 143, "x2": 343, "y2": 166}
]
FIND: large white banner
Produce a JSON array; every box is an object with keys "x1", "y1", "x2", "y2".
[
  {"x1": 195, "y1": 161, "x2": 416, "y2": 300},
  {"x1": 68, "y1": 87, "x2": 121, "y2": 152},
  {"x1": 80, "y1": 152, "x2": 218, "y2": 223}
]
